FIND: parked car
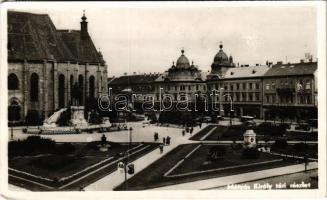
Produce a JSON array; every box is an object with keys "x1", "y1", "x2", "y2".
[
  {"x1": 203, "y1": 116, "x2": 212, "y2": 123},
  {"x1": 240, "y1": 116, "x2": 254, "y2": 122},
  {"x1": 245, "y1": 120, "x2": 256, "y2": 127},
  {"x1": 307, "y1": 119, "x2": 318, "y2": 128},
  {"x1": 295, "y1": 123, "x2": 311, "y2": 131},
  {"x1": 216, "y1": 115, "x2": 224, "y2": 120}
]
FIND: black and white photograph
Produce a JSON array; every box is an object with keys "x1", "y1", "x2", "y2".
[{"x1": 1, "y1": 1, "x2": 326, "y2": 198}]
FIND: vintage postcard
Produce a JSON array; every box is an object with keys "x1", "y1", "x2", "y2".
[{"x1": 0, "y1": 1, "x2": 326, "y2": 199}]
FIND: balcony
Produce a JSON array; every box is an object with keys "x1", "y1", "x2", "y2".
[{"x1": 276, "y1": 88, "x2": 295, "y2": 95}]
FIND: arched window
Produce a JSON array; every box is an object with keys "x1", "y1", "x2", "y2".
[
  {"x1": 58, "y1": 74, "x2": 65, "y2": 108},
  {"x1": 70, "y1": 75, "x2": 74, "y2": 91},
  {"x1": 8, "y1": 73, "x2": 19, "y2": 90},
  {"x1": 8, "y1": 99, "x2": 21, "y2": 121},
  {"x1": 79, "y1": 75, "x2": 84, "y2": 87},
  {"x1": 30, "y1": 73, "x2": 39, "y2": 102},
  {"x1": 78, "y1": 75, "x2": 84, "y2": 105},
  {"x1": 89, "y1": 75, "x2": 95, "y2": 99}
]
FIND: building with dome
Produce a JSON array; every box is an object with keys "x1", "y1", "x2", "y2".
[
  {"x1": 210, "y1": 42, "x2": 235, "y2": 76},
  {"x1": 108, "y1": 42, "x2": 317, "y2": 121},
  {"x1": 108, "y1": 49, "x2": 207, "y2": 112},
  {"x1": 156, "y1": 49, "x2": 207, "y2": 103},
  {"x1": 7, "y1": 11, "x2": 108, "y2": 124}
]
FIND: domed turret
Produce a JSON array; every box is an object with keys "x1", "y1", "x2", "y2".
[
  {"x1": 213, "y1": 42, "x2": 229, "y2": 64},
  {"x1": 165, "y1": 49, "x2": 202, "y2": 81},
  {"x1": 211, "y1": 41, "x2": 235, "y2": 75},
  {"x1": 176, "y1": 49, "x2": 190, "y2": 68}
]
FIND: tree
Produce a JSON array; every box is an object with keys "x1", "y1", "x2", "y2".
[
  {"x1": 207, "y1": 146, "x2": 226, "y2": 161},
  {"x1": 242, "y1": 148, "x2": 260, "y2": 159}
]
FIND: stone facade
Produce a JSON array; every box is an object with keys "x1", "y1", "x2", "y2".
[{"x1": 8, "y1": 11, "x2": 108, "y2": 123}]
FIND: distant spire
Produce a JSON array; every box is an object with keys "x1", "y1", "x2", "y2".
[
  {"x1": 181, "y1": 48, "x2": 184, "y2": 55},
  {"x1": 81, "y1": 10, "x2": 87, "y2": 21},
  {"x1": 219, "y1": 41, "x2": 223, "y2": 50}
]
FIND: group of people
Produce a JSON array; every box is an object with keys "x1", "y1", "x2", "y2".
[
  {"x1": 182, "y1": 126, "x2": 194, "y2": 136},
  {"x1": 154, "y1": 132, "x2": 172, "y2": 154}
]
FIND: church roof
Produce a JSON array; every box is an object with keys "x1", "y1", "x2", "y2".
[
  {"x1": 7, "y1": 11, "x2": 104, "y2": 65},
  {"x1": 58, "y1": 30, "x2": 104, "y2": 64}
]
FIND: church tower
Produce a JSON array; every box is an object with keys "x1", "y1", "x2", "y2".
[{"x1": 80, "y1": 10, "x2": 88, "y2": 39}]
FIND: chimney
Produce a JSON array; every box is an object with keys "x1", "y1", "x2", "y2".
[{"x1": 80, "y1": 10, "x2": 88, "y2": 39}]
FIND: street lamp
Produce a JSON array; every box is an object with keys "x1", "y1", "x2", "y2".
[
  {"x1": 118, "y1": 126, "x2": 135, "y2": 190},
  {"x1": 223, "y1": 93, "x2": 234, "y2": 126}
]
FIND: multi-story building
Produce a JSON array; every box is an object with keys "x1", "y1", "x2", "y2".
[
  {"x1": 7, "y1": 11, "x2": 108, "y2": 123},
  {"x1": 207, "y1": 65, "x2": 270, "y2": 118},
  {"x1": 155, "y1": 49, "x2": 207, "y2": 104},
  {"x1": 108, "y1": 43, "x2": 317, "y2": 121},
  {"x1": 262, "y1": 61, "x2": 317, "y2": 120}
]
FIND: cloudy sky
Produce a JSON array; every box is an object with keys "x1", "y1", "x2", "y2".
[{"x1": 12, "y1": 4, "x2": 317, "y2": 76}]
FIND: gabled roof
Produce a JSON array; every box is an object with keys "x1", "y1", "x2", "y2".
[
  {"x1": 223, "y1": 65, "x2": 270, "y2": 79},
  {"x1": 8, "y1": 11, "x2": 104, "y2": 65},
  {"x1": 58, "y1": 30, "x2": 104, "y2": 64},
  {"x1": 109, "y1": 74, "x2": 161, "y2": 86},
  {"x1": 8, "y1": 11, "x2": 74, "y2": 61},
  {"x1": 264, "y1": 62, "x2": 317, "y2": 77}
]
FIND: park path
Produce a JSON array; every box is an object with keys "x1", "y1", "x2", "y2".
[
  {"x1": 84, "y1": 124, "x2": 204, "y2": 191},
  {"x1": 9, "y1": 121, "x2": 318, "y2": 191},
  {"x1": 148, "y1": 162, "x2": 318, "y2": 190}
]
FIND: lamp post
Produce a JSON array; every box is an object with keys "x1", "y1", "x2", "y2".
[
  {"x1": 120, "y1": 126, "x2": 134, "y2": 190},
  {"x1": 223, "y1": 94, "x2": 234, "y2": 126}
]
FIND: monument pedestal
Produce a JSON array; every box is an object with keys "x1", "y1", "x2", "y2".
[{"x1": 70, "y1": 106, "x2": 88, "y2": 128}]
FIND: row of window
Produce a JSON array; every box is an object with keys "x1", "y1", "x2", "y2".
[
  {"x1": 8, "y1": 73, "x2": 102, "y2": 103},
  {"x1": 265, "y1": 94, "x2": 312, "y2": 104},
  {"x1": 208, "y1": 82, "x2": 260, "y2": 91},
  {"x1": 265, "y1": 80, "x2": 311, "y2": 90},
  {"x1": 165, "y1": 85, "x2": 205, "y2": 91}
]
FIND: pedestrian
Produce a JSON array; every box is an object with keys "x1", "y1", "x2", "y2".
[
  {"x1": 154, "y1": 132, "x2": 159, "y2": 142},
  {"x1": 199, "y1": 122, "x2": 202, "y2": 129},
  {"x1": 159, "y1": 144, "x2": 164, "y2": 153},
  {"x1": 190, "y1": 127, "x2": 194, "y2": 135},
  {"x1": 166, "y1": 136, "x2": 171, "y2": 145},
  {"x1": 163, "y1": 137, "x2": 166, "y2": 145},
  {"x1": 182, "y1": 130, "x2": 185, "y2": 136}
]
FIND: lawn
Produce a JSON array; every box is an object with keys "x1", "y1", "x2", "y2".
[
  {"x1": 170, "y1": 144, "x2": 284, "y2": 176},
  {"x1": 189, "y1": 125, "x2": 217, "y2": 140},
  {"x1": 9, "y1": 142, "x2": 132, "y2": 180},
  {"x1": 9, "y1": 142, "x2": 159, "y2": 191},
  {"x1": 271, "y1": 143, "x2": 318, "y2": 159},
  {"x1": 190, "y1": 125, "x2": 318, "y2": 142},
  {"x1": 114, "y1": 144, "x2": 297, "y2": 191}
]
